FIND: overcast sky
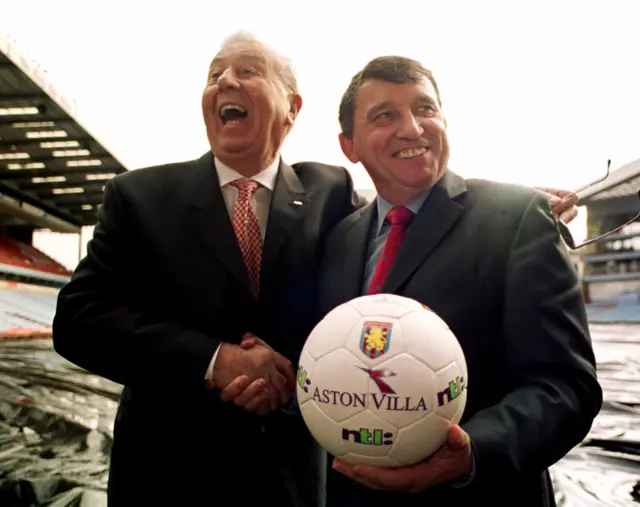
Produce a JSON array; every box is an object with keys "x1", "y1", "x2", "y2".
[{"x1": 2, "y1": 0, "x2": 639, "y2": 268}]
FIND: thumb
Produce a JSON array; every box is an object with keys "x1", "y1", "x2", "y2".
[
  {"x1": 243, "y1": 333, "x2": 270, "y2": 348},
  {"x1": 446, "y1": 425, "x2": 470, "y2": 451},
  {"x1": 240, "y1": 333, "x2": 259, "y2": 349}
]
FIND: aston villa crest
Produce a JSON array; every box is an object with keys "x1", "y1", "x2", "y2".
[{"x1": 360, "y1": 321, "x2": 392, "y2": 359}]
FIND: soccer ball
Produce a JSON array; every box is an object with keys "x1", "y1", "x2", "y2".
[{"x1": 296, "y1": 293, "x2": 468, "y2": 467}]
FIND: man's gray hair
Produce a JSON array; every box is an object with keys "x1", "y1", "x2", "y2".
[{"x1": 220, "y1": 31, "x2": 298, "y2": 97}]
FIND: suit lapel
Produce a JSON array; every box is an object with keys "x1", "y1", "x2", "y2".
[
  {"x1": 187, "y1": 152, "x2": 254, "y2": 294},
  {"x1": 261, "y1": 160, "x2": 307, "y2": 268},
  {"x1": 383, "y1": 171, "x2": 467, "y2": 294},
  {"x1": 339, "y1": 202, "x2": 377, "y2": 302}
]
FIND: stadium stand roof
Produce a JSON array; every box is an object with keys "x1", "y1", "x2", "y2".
[
  {"x1": 0, "y1": 37, "x2": 127, "y2": 233},
  {"x1": 579, "y1": 158, "x2": 640, "y2": 205}
]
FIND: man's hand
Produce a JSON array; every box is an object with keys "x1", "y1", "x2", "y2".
[
  {"x1": 332, "y1": 425, "x2": 473, "y2": 494},
  {"x1": 216, "y1": 334, "x2": 295, "y2": 415},
  {"x1": 535, "y1": 187, "x2": 579, "y2": 224},
  {"x1": 213, "y1": 336, "x2": 295, "y2": 414}
]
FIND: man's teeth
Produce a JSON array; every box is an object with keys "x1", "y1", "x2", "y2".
[
  {"x1": 395, "y1": 147, "x2": 428, "y2": 159},
  {"x1": 220, "y1": 103, "x2": 246, "y2": 114}
]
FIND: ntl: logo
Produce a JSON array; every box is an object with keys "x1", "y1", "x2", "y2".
[{"x1": 342, "y1": 427, "x2": 394, "y2": 446}]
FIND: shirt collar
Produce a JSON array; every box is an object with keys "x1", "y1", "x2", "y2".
[
  {"x1": 214, "y1": 154, "x2": 280, "y2": 191},
  {"x1": 374, "y1": 190, "x2": 430, "y2": 236}
]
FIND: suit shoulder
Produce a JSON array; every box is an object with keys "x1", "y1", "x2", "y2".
[
  {"x1": 111, "y1": 158, "x2": 198, "y2": 189},
  {"x1": 290, "y1": 160, "x2": 351, "y2": 187},
  {"x1": 102, "y1": 157, "x2": 204, "y2": 214},
  {"x1": 464, "y1": 178, "x2": 548, "y2": 214}
]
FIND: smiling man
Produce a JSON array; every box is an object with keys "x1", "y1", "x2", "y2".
[
  {"x1": 52, "y1": 32, "x2": 363, "y2": 507},
  {"x1": 315, "y1": 55, "x2": 602, "y2": 507}
]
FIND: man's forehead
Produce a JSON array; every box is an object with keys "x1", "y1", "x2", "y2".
[
  {"x1": 358, "y1": 78, "x2": 438, "y2": 111},
  {"x1": 210, "y1": 41, "x2": 271, "y2": 68}
]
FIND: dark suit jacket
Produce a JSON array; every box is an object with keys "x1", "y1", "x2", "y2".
[
  {"x1": 52, "y1": 152, "x2": 363, "y2": 507},
  {"x1": 318, "y1": 170, "x2": 603, "y2": 507}
]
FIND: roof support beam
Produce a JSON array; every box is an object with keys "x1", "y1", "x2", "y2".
[
  {"x1": 0, "y1": 165, "x2": 118, "y2": 180},
  {"x1": 0, "y1": 137, "x2": 94, "y2": 150}
]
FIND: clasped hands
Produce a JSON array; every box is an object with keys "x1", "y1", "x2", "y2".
[
  {"x1": 211, "y1": 333, "x2": 295, "y2": 415},
  {"x1": 213, "y1": 335, "x2": 473, "y2": 494}
]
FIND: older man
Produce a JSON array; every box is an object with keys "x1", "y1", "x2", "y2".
[
  {"x1": 52, "y1": 33, "x2": 362, "y2": 507},
  {"x1": 314, "y1": 56, "x2": 602, "y2": 507}
]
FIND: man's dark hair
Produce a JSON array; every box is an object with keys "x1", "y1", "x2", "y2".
[{"x1": 338, "y1": 56, "x2": 442, "y2": 138}]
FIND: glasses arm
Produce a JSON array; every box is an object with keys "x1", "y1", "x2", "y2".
[{"x1": 575, "y1": 159, "x2": 612, "y2": 197}]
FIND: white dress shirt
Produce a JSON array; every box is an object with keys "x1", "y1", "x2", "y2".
[{"x1": 204, "y1": 155, "x2": 280, "y2": 382}]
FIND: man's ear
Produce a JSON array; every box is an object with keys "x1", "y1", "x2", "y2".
[
  {"x1": 286, "y1": 94, "x2": 303, "y2": 127},
  {"x1": 339, "y1": 133, "x2": 358, "y2": 163}
]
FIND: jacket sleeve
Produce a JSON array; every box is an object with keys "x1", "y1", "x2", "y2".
[
  {"x1": 52, "y1": 178, "x2": 220, "y2": 391},
  {"x1": 342, "y1": 166, "x2": 370, "y2": 214},
  {"x1": 462, "y1": 193, "x2": 602, "y2": 485}
]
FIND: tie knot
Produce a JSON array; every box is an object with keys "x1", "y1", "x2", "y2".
[
  {"x1": 230, "y1": 179, "x2": 260, "y2": 198},
  {"x1": 386, "y1": 206, "x2": 414, "y2": 226}
]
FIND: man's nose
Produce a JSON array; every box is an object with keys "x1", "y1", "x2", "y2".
[
  {"x1": 217, "y1": 67, "x2": 240, "y2": 90},
  {"x1": 397, "y1": 113, "x2": 423, "y2": 139}
]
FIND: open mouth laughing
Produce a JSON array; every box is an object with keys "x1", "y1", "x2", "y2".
[{"x1": 219, "y1": 103, "x2": 248, "y2": 125}]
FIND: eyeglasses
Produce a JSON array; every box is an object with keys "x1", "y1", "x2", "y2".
[{"x1": 559, "y1": 159, "x2": 640, "y2": 250}]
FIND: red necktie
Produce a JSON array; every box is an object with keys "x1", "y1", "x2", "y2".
[
  {"x1": 368, "y1": 206, "x2": 414, "y2": 295},
  {"x1": 230, "y1": 179, "x2": 262, "y2": 295}
]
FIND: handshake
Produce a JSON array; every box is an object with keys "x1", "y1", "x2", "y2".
[{"x1": 211, "y1": 333, "x2": 296, "y2": 415}]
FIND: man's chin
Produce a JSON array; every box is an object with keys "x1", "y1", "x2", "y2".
[
  {"x1": 214, "y1": 136, "x2": 256, "y2": 155},
  {"x1": 392, "y1": 168, "x2": 439, "y2": 189}
]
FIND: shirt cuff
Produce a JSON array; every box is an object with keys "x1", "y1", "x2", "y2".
[{"x1": 204, "y1": 343, "x2": 222, "y2": 381}]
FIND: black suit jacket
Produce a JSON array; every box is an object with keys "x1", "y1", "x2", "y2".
[
  {"x1": 52, "y1": 152, "x2": 363, "y2": 507},
  {"x1": 319, "y1": 170, "x2": 602, "y2": 507}
]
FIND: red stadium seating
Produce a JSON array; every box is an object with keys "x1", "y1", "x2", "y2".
[{"x1": 0, "y1": 236, "x2": 71, "y2": 277}]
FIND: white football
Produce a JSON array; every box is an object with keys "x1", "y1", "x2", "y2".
[{"x1": 296, "y1": 293, "x2": 468, "y2": 467}]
